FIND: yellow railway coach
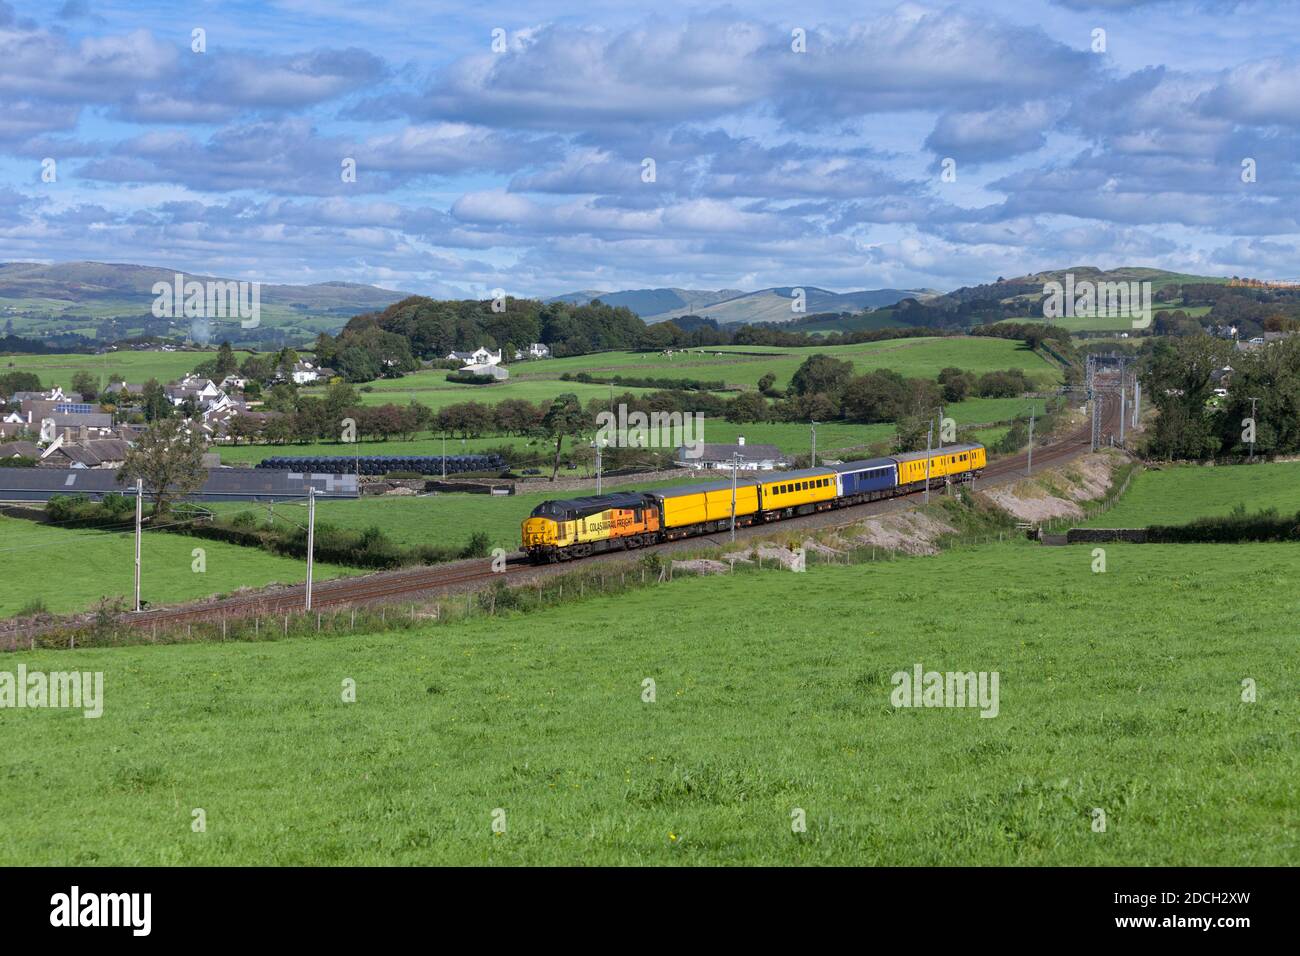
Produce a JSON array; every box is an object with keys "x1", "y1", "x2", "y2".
[
  {"x1": 891, "y1": 442, "x2": 986, "y2": 488},
  {"x1": 756, "y1": 467, "x2": 838, "y2": 514},
  {"x1": 652, "y1": 478, "x2": 762, "y2": 538}
]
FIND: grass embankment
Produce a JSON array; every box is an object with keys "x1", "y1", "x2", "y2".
[
  {"x1": 0, "y1": 514, "x2": 353, "y2": 619},
  {"x1": 0, "y1": 537, "x2": 1294, "y2": 864},
  {"x1": 1082, "y1": 460, "x2": 1300, "y2": 528}
]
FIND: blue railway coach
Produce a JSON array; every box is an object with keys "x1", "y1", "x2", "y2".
[{"x1": 832, "y1": 457, "x2": 899, "y2": 503}]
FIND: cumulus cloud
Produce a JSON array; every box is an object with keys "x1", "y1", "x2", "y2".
[{"x1": 0, "y1": 3, "x2": 1297, "y2": 294}]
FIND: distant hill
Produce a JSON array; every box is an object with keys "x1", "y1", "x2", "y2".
[
  {"x1": 0, "y1": 261, "x2": 408, "y2": 312},
  {"x1": 547, "y1": 285, "x2": 935, "y2": 325},
  {"x1": 943, "y1": 267, "x2": 1227, "y2": 307},
  {"x1": 0, "y1": 260, "x2": 411, "y2": 346},
  {"x1": 545, "y1": 288, "x2": 744, "y2": 316}
]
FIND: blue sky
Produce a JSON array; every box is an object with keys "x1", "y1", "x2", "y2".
[{"x1": 1, "y1": 0, "x2": 1298, "y2": 297}]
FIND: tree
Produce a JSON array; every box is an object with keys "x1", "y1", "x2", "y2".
[
  {"x1": 726, "y1": 391, "x2": 770, "y2": 423},
  {"x1": 226, "y1": 414, "x2": 261, "y2": 445},
  {"x1": 757, "y1": 372, "x2": 778, "y2": 396},
  {"x1": 71, "y1": 371, "x2": 99, "y2": 402},
  {"x1": 215, "y1": 341, "x2": 239, "y2": 379},
  {"x1": 538, "y1": 393, "x2": 587, "y2": 480},
  {"x1": 118, "y1": 418, "x2": 208, "y2": 515},
  {"x1": 0, "y1": 371, "x2": 41, "y2": 398},
  {"x1": 790, "y1": 354, "x2": 853, "y2": 397},
  {"x1": 841, "y1": 369, "x2": 907, "y2": 423},
  {"x1": 937, "y1": 367, "x2": 972, "y2": 403},
  {"x1": 140, "y1": 379, "x2": 172, "y2": 422},
  {"x1": 493, "y1": 398, "x2": 542, "y2": 435}
]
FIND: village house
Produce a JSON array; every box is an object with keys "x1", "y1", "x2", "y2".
[
  {"x1": 288, "y1": 360, "x2": 336, "y2": 385},
  {"x1": 675, "y1": 437, "x2": 789, "y2": 471},
  {"x1": 447, "y1": 347, "x2": 503, "y2": 367},
  {"x1": 36, "y1": 436, "x2": 132, "y2": 469},
  {"x1": 513, "y1": 342, "x2": 551, "y2": 360}
]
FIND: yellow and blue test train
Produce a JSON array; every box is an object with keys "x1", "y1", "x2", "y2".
[{"x1": 520, "y1": 442, "x2": 986, "y2": 562}]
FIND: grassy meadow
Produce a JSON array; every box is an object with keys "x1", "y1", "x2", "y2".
[
  {"x1": 1083, "y1": 460, "x2": 1300, "y2": 528},
  {"x1": 214, "y1": 395, "x2": 1047, "y2": 466},
  {"x1": 2, "y1": 350, "x2": 219, "y2": 390},
  {"x1": 0, "y1": 539, "x2": 1294, "y2": 865},
  {"x1": 0, "y1": 515, "x2": 353, "y2": 619},
  {"x1": 205, "y1": 474, "x2": 706, "y2": 553},
  {"x1": 508, "y1": 337, "x2": 1059, "y2": 390}
]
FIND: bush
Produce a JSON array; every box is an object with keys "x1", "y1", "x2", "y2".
[
  {"x1": 1148, "y1": 507, "x2": 1300, "y2": 543},
  {"x1": 446, "y1": 372, "x2": 497, "y2": 385},
  {"x1": 460, "y1": 531, "x2": 492, "y2": 559},
  {"x1": 100, "y1": 492, "x2": 134, "y2": 513},
  {"x1": 16, "y1": 597, "x2": 48, "y2": 618}
]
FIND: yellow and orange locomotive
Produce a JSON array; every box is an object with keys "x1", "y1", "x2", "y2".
[{"x1": 521, "y1": 443, "x2": 985, "y2": 562}]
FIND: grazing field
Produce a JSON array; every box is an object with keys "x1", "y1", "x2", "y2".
[
  {"x1": 509, "y1": 337, "x2": 1059, "y2": 390},
  {"x1": 1, "y1": 539, "x2": 1294, "y2": 865},
  {"x1": 1083, "y1": 460, "x2": 1300, "y2": 528},
  {"x1": 333, "y1": 376, "x2": 664, "y2": 412},
  {"x1": 1, "y1": 350, "x2": 218, "y2": 389},
  {"x1": 206, "y1": 475, "x2": 703, "y2": 552},
  {"x1": 0, "y1": 515, "x2": 353, "y2": 619},
  {"x1": 217, "y1": 433, "x2": 541, "y2": 466},
  {"x1": 216, "y1": 396, "x2": 1047, "y2": 466}
]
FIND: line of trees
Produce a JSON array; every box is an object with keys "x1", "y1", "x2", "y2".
[{"x1": 1142, "y1": 335, "x2": 1300, "y2": 459}]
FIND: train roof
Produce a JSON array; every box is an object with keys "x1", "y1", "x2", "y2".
[
  {"x1": 831, "y1": 457, "x2": 898, "y2": 473},
  {"x1": 755, "y1": 467, "x2": 837, "y2": 484},
  {"x1": 530, "y1": 491, "x2": 651, "y2": 520},
  {"x1": 889, "y1": 442, "x2": 983, "y2": 464},
  {"x1": 650, "y1": 477, "x2": 762, "y2": 499}
]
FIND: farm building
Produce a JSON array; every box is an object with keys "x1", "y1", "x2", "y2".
[{"x1": 676, "y1": 438, "x2": 788, "y2": 471}]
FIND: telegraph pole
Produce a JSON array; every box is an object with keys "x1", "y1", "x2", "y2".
[
  {"x1": 924, "y1": 419, "x2": 933, "y2": 505},
  {"x1": 1119, "y1": 380, "x2": 1126, "y2": 445},
  {"x1": 593, "y1": 439, "x2": 603, "y2": 494},
  {"x1": 305, "y1": 486, "x2": 316, "y2": 611},
  {"x1": 441, "y1": 433, "x2": 447, "y2": 479},
  {"x1": 133, "y1": 478, "x2": 143, "y2": 612},
  {"x1": 809, "y1": 421, "x2": 818, "y2": 468},
  {"x1": 1026, "y1": 407, "x2": 1035, "y2": 476},
  {"x1": 1132, "y1": 380, "x2": 1141, "y2": 429},
  {"x1": 729, "y1": 452, "x2": 741, "y2": 542}
]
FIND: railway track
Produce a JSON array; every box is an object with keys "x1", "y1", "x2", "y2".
[{"x1": 4, "y1": 390, "x2": 1125, "y2": 637}]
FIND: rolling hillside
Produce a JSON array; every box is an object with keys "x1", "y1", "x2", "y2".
[
  {"x1": 548, "y1": 285, "x2": 935, "y2": 324},
  {"x1": 0, "y1": 261, "x2": 410, "y2": 344}
]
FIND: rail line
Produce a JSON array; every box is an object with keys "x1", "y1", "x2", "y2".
[{"x1": 4, "y1": 389, "x2": 1124, "y2": 638}]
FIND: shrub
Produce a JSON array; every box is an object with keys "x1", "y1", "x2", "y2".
[{"x1": 460, "y1": 531, "x2": 492, "y2": 559}]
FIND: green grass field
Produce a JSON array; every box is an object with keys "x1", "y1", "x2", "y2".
[
  {"x1": 1, "y1": 539, "x2": 1294, "y2": 865},
  {"x1": 339, "y1": 376, "x2": 665, "y2": 412},
  {"x1": 1083, "y1": 461, "x2": 1300, "y2": 528},
  {"x1": 215, "y1": 396, "x2": 1047, "y2": 466},
  {"x1": 0, "y1": 515, "x2": 353, "y2": 619},
  {"x1": 206, "y1": 475, "x2": 705, "y2": 552},
  {"x1": 2, "y1": 351, "x2": 217, "y2": 390},
  {"x1": 509, "y1": 337, "x2": 1059, "y2": 391}
]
